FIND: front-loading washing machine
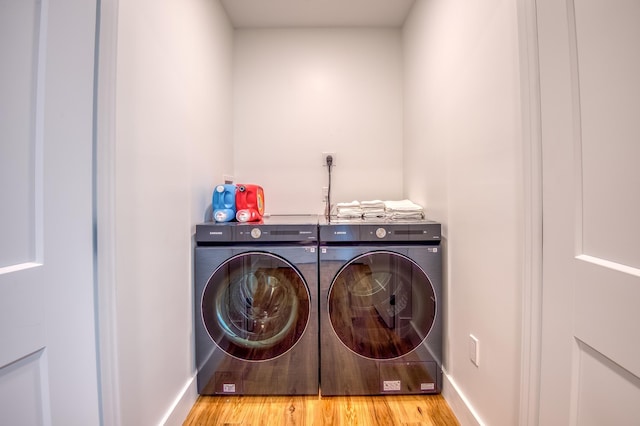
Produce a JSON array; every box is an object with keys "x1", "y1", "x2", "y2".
[
  {"x1": 194, "y1": 215, "x2": 319, "y2": 395},
  {"x1": 319, "y1": 218, "x2": 442, "y2": 395}
]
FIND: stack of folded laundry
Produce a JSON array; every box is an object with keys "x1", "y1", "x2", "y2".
[
  {"x1": 333, "y1": 199, "x2": 425, "y2": 220},
  {"x1": 360, "y1": 200, "x2": 386, "y2": 218},
  {"x1": 383, "y1": 199, "x2": 425, "y2": 220},
  {"x1": 334, "y1": 201, "x2": 363, "y2": 218}
]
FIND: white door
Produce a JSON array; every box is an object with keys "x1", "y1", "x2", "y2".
[
  {"x1": 0, "y1": 0, "x2": 100, "y2": 424},
  {"x1": 537, "y1": 0, "x2": 640, "y2": 424}
]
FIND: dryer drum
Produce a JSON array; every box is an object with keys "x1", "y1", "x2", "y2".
[
  {"x1": 328, "y1": 251, "x2": 436, "y2": 360},
  {"x1": 201, "y1": 251, "x2": 311, "y2": 362}
]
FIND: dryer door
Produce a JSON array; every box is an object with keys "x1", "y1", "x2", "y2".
[
  {"x1": 201, "y1": 251, "x2": 310, "y2": 361},
  {"x1": 328, "y1": 251, "x2": 436, "y2": 360}
]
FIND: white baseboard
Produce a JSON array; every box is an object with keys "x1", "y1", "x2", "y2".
[
  {"x1": 442, "y1": 370, "x2": 485, "y2": 426},
  {"x1": 160, "y1": 375, "x2": 198, "y2": 426}
]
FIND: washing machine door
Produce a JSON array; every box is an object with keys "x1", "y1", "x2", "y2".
[
  {"x1": 328, "y1": 251, "x2": 436, "y2": 360},
  {"x1": 201, "y1": 251, "x2": 310, "y2": 361}
]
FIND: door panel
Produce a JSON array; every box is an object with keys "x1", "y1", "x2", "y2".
[
  {"x1": 574, "y1": 340, "x2": 640, "y2": 426},
  {"x1": 0, "y1": 349, "x2": 50, "y2": 426},
  {"x1": 0, "y1": 0, "x2": 42, "y2": 269},
  {"x1": 0, "y1": 2, "x2": 49, "y2": 422},
  {"x1": 574, "y1": 0, "x2": 640, "y2": 268},
  {"x1": 0, "y1": 0, "x2": 100, "y2": 424},
  {"x1": 575, "y1": 258, "x2": 640, "y2": 377},
  {"x1": 538, "y1": 0, "x2": 640, "y2": 424}
]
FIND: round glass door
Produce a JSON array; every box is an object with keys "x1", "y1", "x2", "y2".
[
  {"x1": 328, "y1": 251, "x2": 436, "y2": 360},
  {"x1": 202, "y1": 252, "x2": 310, "y2": 361}
]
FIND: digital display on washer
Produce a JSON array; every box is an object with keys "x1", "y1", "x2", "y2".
[
  {"x1": 201, "y1": 252, "x2": 311, "y2": 361},
  {"x1": 328, "y1": 251, "x2": 436, "y2": 360},
  {"x1": 270, "y1": 230, "x2": 311, "y2": 236}
]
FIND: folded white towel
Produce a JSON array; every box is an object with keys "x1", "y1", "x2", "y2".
[
  {"x1": 361, "y1": 200, "x2": 385, "y2": 217},
  {"x1": 336, "y1": 208, "x2": 363, "y2": 218},
  {"x1": 333, "y1": 201, "x2": 363, "y2": 218},
  {"x1": 336, "y1": 200, "x2": 360, "y2": 208},
  {"x1": 360, "y1": 200, "x2": 385, "y2": 209},
  {"x1": 363, "y1": 211, "x2": 386, "y2": 218},
  {"x1": 383, "y1": 199, "x2": 423, "y2": 212},
  {"x1": 387, "y1": 210, "x2": 425, "y2": 220}
]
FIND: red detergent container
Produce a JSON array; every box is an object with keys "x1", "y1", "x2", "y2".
[
  {"x1": 235, "y1": 184, "x2": 264, "y2": 222},
  {"x1": 236, "y1": 209, "x2": 262, "y2": 223}
]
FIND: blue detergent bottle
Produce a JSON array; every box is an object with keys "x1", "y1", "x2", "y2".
[{"x1": 212, "y1": 184, "x2": 236, "y2": 222}]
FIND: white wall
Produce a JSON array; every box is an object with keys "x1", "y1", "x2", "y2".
[
  {"x1": 404, "y1": 1, "x2": 524, "y2": 425},
  {"x1": 233, "y1": 28, "x2": 404, "y2": 214},
  {"x1": 114, "y1": 0, "x2": 233, "y2": 424}
]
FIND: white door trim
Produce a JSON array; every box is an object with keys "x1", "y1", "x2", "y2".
[
  {"x1": 95, "y1": 0, "x2": 121, "y2": 424},
  {"x1": 516, "y1": 0, "x2": 543, "y2": 425}
]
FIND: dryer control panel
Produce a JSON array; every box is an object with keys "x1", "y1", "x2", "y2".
[
  {"x1": 319, "y1": 219, "x2": 441, "y2": 243},
  {"x1": 359, "y1": 222, "x2": 441, "y2": 242}
]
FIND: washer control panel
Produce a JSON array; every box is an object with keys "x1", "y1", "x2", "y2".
[
  {"x1": 195, "y1": 215, "x2": 319, "y2": 244},
  {"x1": 235, "y1": 224, "x2": 317, "y2": 242}
]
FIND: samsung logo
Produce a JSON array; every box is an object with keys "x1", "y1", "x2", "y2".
[
  {"x1": 209, "y1": 231, "x2": 223, "y2": 235},
  {"x1": 335, "y1": 231, "x2": 347, "y2": 235}
]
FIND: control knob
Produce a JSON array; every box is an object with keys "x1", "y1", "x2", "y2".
[
  {"x1": 375, "y1": 227, "x2": 387, "y2": 239},
  {"x1": 251, "y1": 228, "x2": 262, "y2": 239}
]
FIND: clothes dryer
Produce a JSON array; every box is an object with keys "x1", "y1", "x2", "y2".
[
  {"x1": 194, "y1": 215, "x2": 319, "y2": 395},
  {"x1": 319, "y1": 218, "x2": 442, "y2": 395}
]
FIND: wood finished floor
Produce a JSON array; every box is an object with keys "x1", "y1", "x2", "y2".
[{"x1": 183, "y1": 393, "x2": 459, "y2": 425}]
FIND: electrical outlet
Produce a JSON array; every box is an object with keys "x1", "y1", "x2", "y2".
[
  {"x1": 469, "y1": 334, "x2": 479, "y2": 367},
  {"x1": 322, "y1": 187, "x2": 329, "y2": 202},
  {"x1": 322, "y1": 152, "x2": 336, "y2": 167}
]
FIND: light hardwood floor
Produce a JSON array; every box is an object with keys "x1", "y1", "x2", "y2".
[{"x1": 183, "y1": 393, "x2": 459, "y2": 425}]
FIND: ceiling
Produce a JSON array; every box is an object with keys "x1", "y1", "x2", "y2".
[{"x1": 219, "y1": 0, "x2": 416, "y2": 28}]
